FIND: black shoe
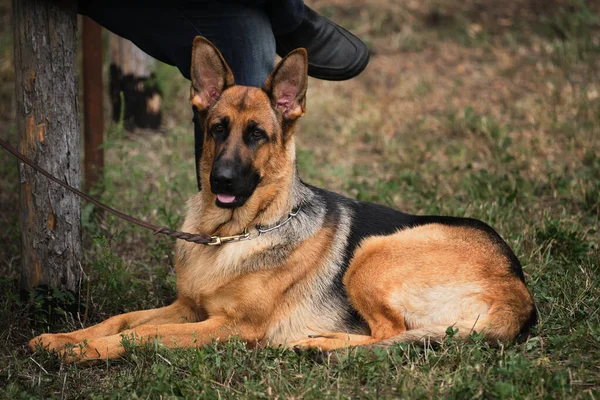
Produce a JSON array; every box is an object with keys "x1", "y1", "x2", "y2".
[{"x1": 275, "y1": 6, "x2": 370, "y2": 81}]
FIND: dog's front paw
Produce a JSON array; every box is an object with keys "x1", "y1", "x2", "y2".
[
  {"x1": 59, "y1": 335, "x2": 125, "y2": 364},
  {"x1": 57, "y1": 341, "x2": 102, "y2": 365},
  {"x1": 29, "y1": 333, "x2": 79, "y2": 353}
]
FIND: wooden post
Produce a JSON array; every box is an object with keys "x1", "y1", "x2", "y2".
[
  {"x1": 82, "y1": 16, "x2": 104, "y2": 191},
  {"x1": 13, "y1": 0, "x2": 82, "y2": 292}
]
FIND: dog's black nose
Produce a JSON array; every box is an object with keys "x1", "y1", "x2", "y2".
[{"x1": 210, "y1": 165, "x2": 235, "y2": 190}]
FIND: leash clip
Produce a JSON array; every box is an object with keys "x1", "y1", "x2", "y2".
[{"x1": 207, "y1": 229, "x2": 252, "y2": 246}]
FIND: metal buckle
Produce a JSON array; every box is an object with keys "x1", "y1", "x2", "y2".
[{"x1": 207, "y1": 229, "x2": 251, "y2": 246}]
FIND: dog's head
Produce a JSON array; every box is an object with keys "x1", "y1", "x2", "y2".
[{"x1": 190, "y1": 37, "x2": 307, "y2": 210}]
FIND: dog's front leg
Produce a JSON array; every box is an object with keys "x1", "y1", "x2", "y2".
[
  {"x1": 29, "y1": 299, "x2": 199, "y2": 353},
  {"x1": 61, "y1": 316, "x2": 261, "y2": 363}
]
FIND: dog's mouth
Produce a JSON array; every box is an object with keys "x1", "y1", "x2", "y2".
[
  {"x1": 216, "y1": 194, "x2": 236, "y2": 204},
  {"x1": 214, "y1": 193, "x2": 249, "y2": 209}
]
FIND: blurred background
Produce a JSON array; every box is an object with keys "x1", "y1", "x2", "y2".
[{"x1": 0, "y1": 0, "x2": 599, "y2": 397}]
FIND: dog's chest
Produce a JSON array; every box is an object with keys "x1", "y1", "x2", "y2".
[{"x1": 176, "y1": 234, "x2": 288, "y2": 305}]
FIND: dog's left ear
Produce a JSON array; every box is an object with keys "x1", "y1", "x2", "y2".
[
  {"x1": 263, "y1": 48, "x2": 308, "y2": 122},
  {"x1": 190, "y1": 36, "x2": 235, "y2": 112}
]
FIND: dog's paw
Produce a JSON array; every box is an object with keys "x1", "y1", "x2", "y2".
[
  {"x1": 290, "y1": 332, "x2": 375, "y2": 351},
  {"x1": 57, "y1": 342, "x2": 103, "y2": 365},
  {"x1": 29, "y1": 333, "x2": 79, "y2": 353},
  {"x1": 289, "y1": 335, "x2": 348, "y2": 351},
  {"x1": 58, "y1": 336, "x2": 125, "y2": 364}
]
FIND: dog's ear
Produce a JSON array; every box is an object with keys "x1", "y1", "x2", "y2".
[
  {"x1": 190, "y1": 36, "x2": 234, "y2": 112},
  {"x1": 263, "y1": 48, "x2": 308, "y2": 122}
]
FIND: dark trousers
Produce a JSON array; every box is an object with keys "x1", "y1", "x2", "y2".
[{"x1": 79, "y1": 1, "x2": 303, "y2": 189}]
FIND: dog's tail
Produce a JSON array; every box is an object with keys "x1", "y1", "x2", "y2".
[
  {"x1": 372, "y1": 302, "x2": 538, "y2": 347},
  {"x1": 371, "y1": 324, "x2": 476, "y2": 347}
]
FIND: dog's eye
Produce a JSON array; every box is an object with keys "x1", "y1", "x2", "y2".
[
  {"x1": 211, "y1": 124, "x2": 225, "y2": 137},
  {"x1": 251, "y1": 129, "x2": 264, "y2": 140}
]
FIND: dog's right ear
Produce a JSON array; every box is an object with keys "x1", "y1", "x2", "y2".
[
  {"x1": 189, "y1": 36, "x2": 234, "y2": 112},
  {"x1": 263, "y1": 48, "x2": 308, "y2": 122}
]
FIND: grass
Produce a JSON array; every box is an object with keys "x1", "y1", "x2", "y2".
[{"x1": 1, "y1": 0, "x2": 599, "y2": 398}]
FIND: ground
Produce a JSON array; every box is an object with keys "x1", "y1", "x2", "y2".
[{"x1": 0, "y1": 0, "x2": 599, "y2": 398}]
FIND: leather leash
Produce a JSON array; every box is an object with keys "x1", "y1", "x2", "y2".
[{"x1": 0, "y1": 136, "x2": 216, "y2": 245}]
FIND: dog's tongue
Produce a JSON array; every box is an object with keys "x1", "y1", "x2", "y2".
[{"x1": 217, "y1": 194, "x2": 236, "y2": 204}]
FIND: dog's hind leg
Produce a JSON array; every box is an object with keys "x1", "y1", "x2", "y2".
[
  {"x1": 290, "y1": 322, "x2": 476, "y2": 351},
  {"x1": 29, "y1": 298, "x2": 199, "y2": 353},
  {"x1": 289, "y1": 333, "x2": 377, "y2": 350},
  {"x1": 289, "y1": 282, "x2": 410, "y2": 351},
  {"x1": 372, "y1": 323, "x2": 478, "y2": 347}
]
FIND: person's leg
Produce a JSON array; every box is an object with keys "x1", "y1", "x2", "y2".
[
  {"x1": 267, "y1": 0, "x2": 304, "y2": 35},
  {"x1": 79, "y1": 2, "x2": 275, "y2": 87},
  {"x1": 179, "y1": 2, "x2": 275, "y2": 88}
]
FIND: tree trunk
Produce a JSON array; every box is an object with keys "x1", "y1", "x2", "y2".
[
  {"x1": 109, "y1": 34, "x2": 162, "y2": 130},
  {"x1": 13, "y1": 0, "x2": 82, "y2": 293}
]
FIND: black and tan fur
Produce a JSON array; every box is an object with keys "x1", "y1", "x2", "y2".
[{"x1": 30, "y1": 37, "x2": 536, "y2": 362}]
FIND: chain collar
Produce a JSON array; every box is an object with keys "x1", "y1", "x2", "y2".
[{"x1": 207, "y1": 205, "x2": 301, "y2": 246}]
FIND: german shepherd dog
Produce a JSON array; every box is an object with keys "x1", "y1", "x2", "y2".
[{"x1": 30, "y1": 37, "x2": 536, "y2": 363}]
